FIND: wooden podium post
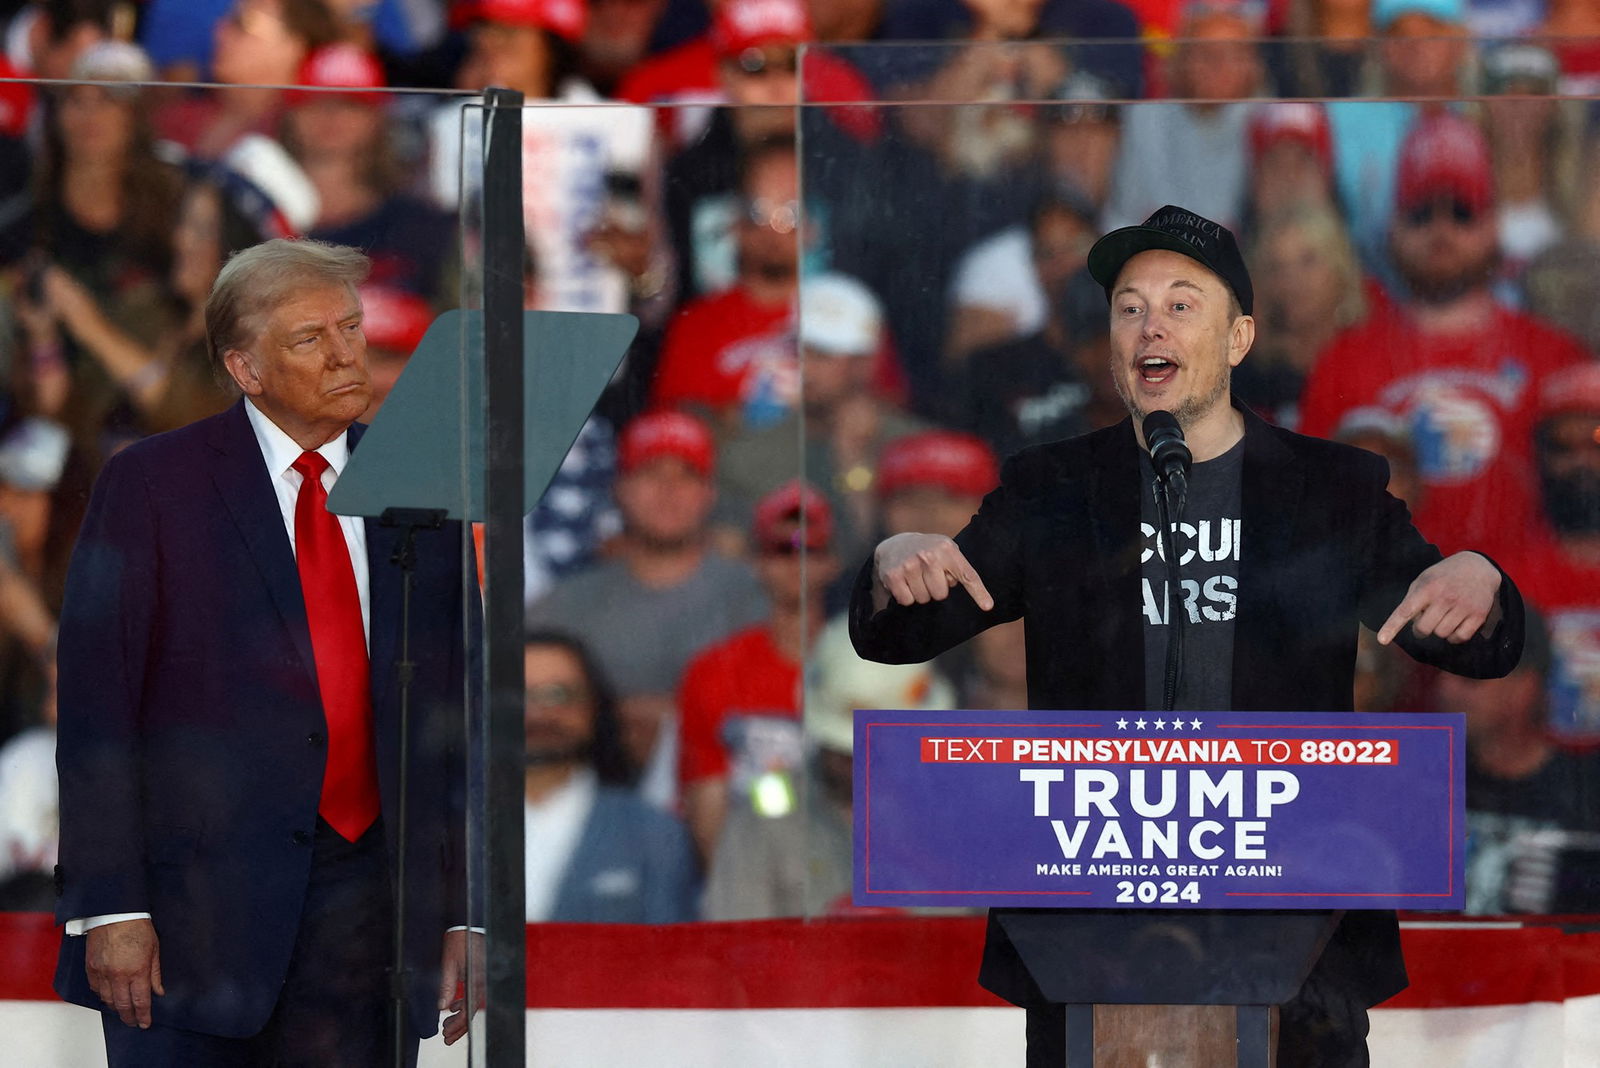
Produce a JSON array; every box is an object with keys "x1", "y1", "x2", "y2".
[
  {"x1": 1085, "y1": 1005, "x2": 1273, "y2": 1067},
  {"x1": 998, "y1": 912, "x2": 1333, "y2": 1068},
  {"x1": 1068, "y1": 1005, "x2": 1276, "y2": 1067}
]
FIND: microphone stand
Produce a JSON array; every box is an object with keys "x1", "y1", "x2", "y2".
[
  {"x1": 1143, "y1": 412, "x2": 1190, "y2": 714},
  {"x1": 380, "y1": 505, "x2": 447, "y2": 1068},
  {"x1": 1154, "y1": 470, "x2": 1186, "y2": 713}
]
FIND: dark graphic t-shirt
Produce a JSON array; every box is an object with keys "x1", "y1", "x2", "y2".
[
  {"x1": 1464, "y1": 746, "x2": 1600, "y2": 914},
  {"x1": 1140, "y1": 439, "x2": 1243, "y2": 713}
]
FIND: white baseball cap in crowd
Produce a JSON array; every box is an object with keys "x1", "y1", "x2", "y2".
[
  {"x1": 804, "y1": 616, "x2": 955, "y2": 755},
  {"x1": 799, "y1": 272, "x2": 884, "y2": 358}
]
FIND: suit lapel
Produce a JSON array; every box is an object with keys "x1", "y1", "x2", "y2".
[
  {"x1": 1234, "y1": 404, "x2": 1302, "y2": 708},
  {"x1": 207, "y1": 400, "x2": 319, "y2": 685},
  {"x1": 1086, "y1": 420, "x2": 1145, "y2": 711}
]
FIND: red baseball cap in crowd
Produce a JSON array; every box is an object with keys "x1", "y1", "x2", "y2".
[
  {"x1": 1537, "y1": 364, "x2": 1600, "y2": 421},
  {"x1": 1249, "y1": 102, "x2": 1332, "y2": 175},
  {"x1": 451, "y1": 0, "x2": 587, "y2": 43},
  {"x1": 877, "y1": 431, "x2": 1000, "y2": 500},
  {"x1": 712, "y1": 0, "x2": 812, "y2": 56},
  {"x1": 357, "y1": 285, "x2": 434, "y2": 353},
  {"x1": 1395, "y1": 112, "x2": 1494, "y2": 214},
  {"x1": 289, "y1": 43, "x2": 387, "y2": 108},
  {"x1": 618, "y1": 411, "x2": 715, "y2": 478},
  {"x1": 0, "y1": 56, "x2": 33, "y2": 139},
  {"x1": 753, "y1": 479, "x2": 833, "y2": 552}
]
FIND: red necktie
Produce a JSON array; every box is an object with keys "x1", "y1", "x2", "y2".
[{"x1": 292, "y1": 451, "x2": 380, "y2": 842}]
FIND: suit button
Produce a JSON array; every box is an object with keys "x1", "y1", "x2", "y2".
[
  {"x1": 307, "y1": 731, "x2": 325, "y2": 748},
  {"x1": 292, "y1": 830, "x2": 311, "y2": 846}
]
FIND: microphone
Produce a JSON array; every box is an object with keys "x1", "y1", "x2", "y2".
[{"x1": 1142, "y1": 410, "x2": 1191, "y2": 487}]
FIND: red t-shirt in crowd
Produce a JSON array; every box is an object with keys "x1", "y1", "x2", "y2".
[
  {"x1": 1502, "y1": 530, "x2": 1600, "y2": 738},
  {"x1": 677, "y1": 625, "x2": 802, "y2": 787},
  {"x1": 1555, "y1": 37, "x2": 1600, "y2": 95},
  {"x1": 650, "y1": 285, "x2": 796, "y2": 419},
  {"x1": 1299, "y1": 301, "x2": 1588, "y2": 562}
]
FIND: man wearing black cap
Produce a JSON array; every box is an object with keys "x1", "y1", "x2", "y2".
[{"x1": 850, "y1": 205, "x2": 1524, "y2": 1065}]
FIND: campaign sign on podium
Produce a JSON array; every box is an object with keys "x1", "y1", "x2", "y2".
[{"x1": 853, "y1": 710, "x2": 1465, "y2": 910}]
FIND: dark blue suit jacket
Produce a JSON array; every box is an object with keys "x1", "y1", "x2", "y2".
[{"x1": 53, "y1": 399, "x2": 471, "y2": 1039}]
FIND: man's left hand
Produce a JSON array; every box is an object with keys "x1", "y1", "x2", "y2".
[
  {"x1": 1377, "y1": 551, "x2": 1503, "y2": 646},
  {"x1": 438, "y1": 929, "x2": 485, "y2": 1045}
]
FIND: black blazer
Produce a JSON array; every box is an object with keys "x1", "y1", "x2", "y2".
[
  {"x1": 850, "y1": 403, "x2": 1525, "y2": 1008},
  {"x1": 53, "y1": 400, "x2": 472, "y2": 1038}
]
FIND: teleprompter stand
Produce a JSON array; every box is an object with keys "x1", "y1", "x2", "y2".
[
  {"x1": 377, "y1": 505, "x2": 446, "y2": 1062},
  {"x1": 328, "y1": 294, "x2": 636, "y2": 1064},
  {"x1": 996, "y1": 910, "x2": 1340, "y2": 1067}
]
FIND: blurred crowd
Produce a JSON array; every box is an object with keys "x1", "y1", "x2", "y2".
[{"x1": 0, "y1": 0, "x2": 1599, "y2": 921}]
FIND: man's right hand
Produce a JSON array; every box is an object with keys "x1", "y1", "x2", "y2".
[
  {"x1": 86, "y1": 918, "x2": 163, "y2": 1028},
  {"x1": 873, "y1": 532, "x2": 994, "y2": 613}
]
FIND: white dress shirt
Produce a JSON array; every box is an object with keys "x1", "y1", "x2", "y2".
[
  {"x1": 523, "y1": 769, "x2": 597, "y2": 923},
  {"x1": 243, "y1": 399, "x2": 371, "y2": 647}
]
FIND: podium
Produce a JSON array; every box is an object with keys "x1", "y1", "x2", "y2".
[
  {"x1": 996, "y1": 910, "x2": 1340, "y2": 1066},
  {"x1": 852, "y1": 709, "x2": 1467, "y2": 1067}
]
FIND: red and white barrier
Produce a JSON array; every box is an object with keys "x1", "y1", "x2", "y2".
[{"x1": 3, "y1": 913, "x2": 1596, "y2": 1065}]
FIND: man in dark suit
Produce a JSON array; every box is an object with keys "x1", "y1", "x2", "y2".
[
  {"x1": 53, "y1": 238, "x2": 475, "y2": 1065},
  {"x1": 850, "y1": 206, "x2": 1525, "y2": 1066}
]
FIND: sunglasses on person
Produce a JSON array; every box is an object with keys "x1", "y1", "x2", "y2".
[
  {"x1": 1540, "y1": 421, "x2": 1600, "y2": 457},
  {"x1": 758, "y1": 528, "x2": 830, "y2": 556},
  {"x1": 224, "y1": 2, "x2": 290, "y2": 40},
  {"x1": 760, "y1": 540, "x2": 832, "y2": 557},
  {"x1": 1053, "y1": 103, "x2": 1115, "y2": 125},
  {"x1": 525, "y1": 682, "x2": 590, "y2": 709},
  {"x1": 734, "y1": 47, "x2": 799, "y2": 76},
  {"x1": 1401, "y1": 198, "x2": 1482, "y2": 228},
  {"x1": 744, "y1": 197, "x2": 800, "y2": 234}
]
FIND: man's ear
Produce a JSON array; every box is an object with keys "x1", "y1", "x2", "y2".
[
  {"x1": 223, "y1": 350, "x2": 263, "y2": 396},
  {"x1": 1229, "y1": 314, "x2": 1255, "y2": 368}
]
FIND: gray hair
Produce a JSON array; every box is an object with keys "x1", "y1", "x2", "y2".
[{"x1": 205, "y1": 239, "x2": 370, "y2": 378}]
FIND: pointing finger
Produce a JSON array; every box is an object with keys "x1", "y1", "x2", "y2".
[
  {"x1": 952, "y1": 554, "x2": 994, "y2": 611},
  {"x1": 1377, "y1": 591, "x2": 1421, "y2": 646}
]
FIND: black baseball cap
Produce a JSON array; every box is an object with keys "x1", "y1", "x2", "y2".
[{"x1": 1087, "y1": 204, "x2": 1254, "y2": 315}]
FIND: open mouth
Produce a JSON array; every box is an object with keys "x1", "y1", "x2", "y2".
[{"x1": 1138, "y1": 356, "x2": 1179, "y2": 385}]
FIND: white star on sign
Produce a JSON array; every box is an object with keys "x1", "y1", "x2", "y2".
[
  {"x1": 1191, "y1": 719, "x2": 1203, "y2": 730},
  {"x1": 1134, "y1": 718, "x2": 1147, "y2": 730},
  {"x1": 1171, "y1": 718, "x2": 1184, "y2": 730},
  {"x1": 1153, "y1": 719, "x2": 1166, "y2": 730},
  {"x1": 1115, "y1": 718, "x2": 1129, "y2": 730}
]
